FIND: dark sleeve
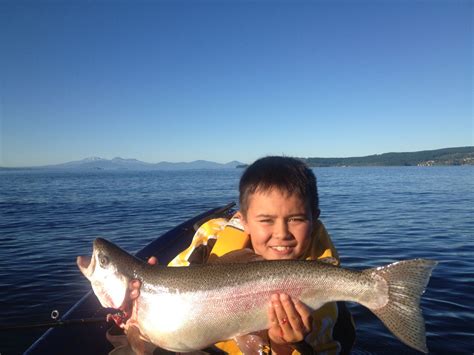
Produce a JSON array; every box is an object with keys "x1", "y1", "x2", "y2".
[{"x1": 332, "y1": 302, "x2": 356, "y2": 355}]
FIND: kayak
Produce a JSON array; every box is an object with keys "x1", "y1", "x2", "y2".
[{"x1": 24, "y1": 203, "x2": 236, "y2": 355}]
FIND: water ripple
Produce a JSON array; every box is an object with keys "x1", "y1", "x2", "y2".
[{"x1": 0, "y1": 167, "x2": 473, "y2": 354}]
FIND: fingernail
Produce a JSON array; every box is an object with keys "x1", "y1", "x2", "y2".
[
  {"x1": 280, "y1": 293, "x2": 289, "y2": 301},
  {"x1": 271, "y1": 294, "x2": 279, "y2": 302}
]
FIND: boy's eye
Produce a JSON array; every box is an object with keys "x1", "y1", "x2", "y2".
[
  {"x1": 288, "y1": 217, "x2": 306, "y2": 223},
  {"x1": 259, "y1": 219, "x2": 273, "y2": 224}
]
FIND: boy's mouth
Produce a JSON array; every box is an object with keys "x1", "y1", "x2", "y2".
[{"x1": 270, "y1": 246, "x2": 294, "y2": 252}]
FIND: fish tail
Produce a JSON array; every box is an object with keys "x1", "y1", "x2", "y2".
[{"x1": 366, "y1": 259, "x2": 437, "y2": 353}]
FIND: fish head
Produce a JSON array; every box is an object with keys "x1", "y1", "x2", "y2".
[{"x1": 77, "y1": 238, "x2": 130, "y2": 309}]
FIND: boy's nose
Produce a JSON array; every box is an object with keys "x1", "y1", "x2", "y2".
[{"x1": 273, "y1": 220, "x2": 290, "y2": 239}]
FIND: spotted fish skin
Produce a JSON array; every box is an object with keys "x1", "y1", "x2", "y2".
[{"x1": 77, "y1": 238, "x2": 436, "y2": 353}]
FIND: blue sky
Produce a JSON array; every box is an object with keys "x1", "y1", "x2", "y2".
[{"x1": 1, "y1": 0, "x2": 472, "y2": 167}]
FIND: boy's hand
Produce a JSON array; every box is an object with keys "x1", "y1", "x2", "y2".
[
  {"x1": 267, "y1": 293, "x2": 312, "y2": 348},
  {"x1": 128, "y1": 257, "x2": 158, "y2": 300}
]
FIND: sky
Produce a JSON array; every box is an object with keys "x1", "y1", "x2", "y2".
[{"x1": 0, "y1": 0, "x2": 472, "y2": 167}]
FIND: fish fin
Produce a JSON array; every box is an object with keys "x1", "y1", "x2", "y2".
[
  {"x1": 106, "y1": 324, "x2": 129, "y2": 349},
  {"x1": 234, "y1": 332, "x2": 269, "y2": 355},
  {"x1": 125, "y1": 322, "x2": 157, "y2": 355},
  {"x1": 211, "y1": 248, "x2": 264, "y2": 264},
  {"x1": 108, "y1": 345, "x2": 135, "y2": 355},
  {"x1": 366, "y1": 259, "x2": 437, "y2": 353}
]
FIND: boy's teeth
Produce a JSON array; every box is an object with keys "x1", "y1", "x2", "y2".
[{"x1": 272, "y1": 246, "x2": 291, "y2": 251}]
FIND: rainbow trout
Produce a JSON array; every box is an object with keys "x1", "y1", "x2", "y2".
[{"x1": 77, "y1": 238, "x2": 436, "y2": 353}]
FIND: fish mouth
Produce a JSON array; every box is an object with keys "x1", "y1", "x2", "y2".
[{"x1": 77, "y1": 255, "x2": 93, "y2": 278}]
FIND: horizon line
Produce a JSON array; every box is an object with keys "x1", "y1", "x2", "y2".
[{"x1": 1, "y1": 145, "x2": 472, "y2": 169}]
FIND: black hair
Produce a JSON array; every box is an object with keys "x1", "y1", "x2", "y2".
[{"x1": 239, "y1": 156, "x2": 319, "y2": 217}]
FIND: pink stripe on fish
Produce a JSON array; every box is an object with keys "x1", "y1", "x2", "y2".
[{"x1": 213, "y1": 280, "x2": 308, "y2": 313}]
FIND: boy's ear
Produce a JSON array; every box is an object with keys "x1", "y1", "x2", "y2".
[
  {"x1": 242, "y1": 222, "x2": 250, "y2": 235},
  {"x1": 237, "y1": 211, "x2": 250, "y2": 233}
]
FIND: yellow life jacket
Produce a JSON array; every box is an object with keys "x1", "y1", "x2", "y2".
[
  {"x1": 209, "y1": 216, "x2": 340, "y2": 265},
  {"x1": 168, "y1": 215, "x2": 342, "y2": 355}
]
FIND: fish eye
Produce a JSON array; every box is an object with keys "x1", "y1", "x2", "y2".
[{"x1": 99, "y1": 254, "x2": 109, "y2": 267}]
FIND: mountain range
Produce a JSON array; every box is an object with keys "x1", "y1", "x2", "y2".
[
  {"x1": 33, "y1": 157, "x2": 245, "y2": 170},
  {"x1": 1, "y1": 146, "x2": 473, "y2": 170},
  {"x1": 303, "y1": 146, "x2": 474, "y2": 167}
]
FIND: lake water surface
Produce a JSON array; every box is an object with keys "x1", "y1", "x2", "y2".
[{"x1": 0, "y1": 167, "x2": 473, "y2": 354}]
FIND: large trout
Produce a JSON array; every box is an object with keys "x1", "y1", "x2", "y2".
[{"x1": 77, "y1": 238, "x2": 436, "y2": 353}]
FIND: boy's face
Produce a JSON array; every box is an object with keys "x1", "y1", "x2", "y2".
[{"x1": 241, "y1": 188, "x2": 313, "y2": 260}]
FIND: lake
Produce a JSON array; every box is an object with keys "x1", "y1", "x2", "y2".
[{"x1": 0, "y1": 167, "x2": 473, "y2": 354}]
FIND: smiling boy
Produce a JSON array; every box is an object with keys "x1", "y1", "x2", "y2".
[
  {"x1": 242, "y1": 189, "x2": 313, "y2": 261},
  {"x1": 129, "y1": 156, "x2": 355, "y2": 354}
]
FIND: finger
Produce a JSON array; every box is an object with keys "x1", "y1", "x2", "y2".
[
  {"x1": 293, "y1": 298, "x2": 313, "y2": 332},
  {"x1": 279, "y1": 294, "x2": 304, "y2": 333},
  {"x1": 272, "y1": 294, "x2": 291, "y2": 331},
  {"x1": 148, "y1": 256, "x2": 158, "y2": 265},
  {"x1": 129, "y1": 279, "x2": 141, "y2": 290},
  {"x1": 267, "y1": 297, "x2": 285, "y2": 343},
  {"x1": 129, "y1": 288, "x2": 140, "y2": 300},
  {"x1": 128, "y1": 279, "x2": 141, "y2": 300},
  {"x1": 267, "y1": 298, "x2": 278, "y2": 328}
]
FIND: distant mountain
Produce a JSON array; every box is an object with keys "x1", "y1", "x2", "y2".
[
  {"x1": 50, "y1": 157, "x2": 156, "y2": 170},
  {"x1": 11, "y1": 157, "x2": 247, "y2": 171},
  {"x1": 303, "y1": 146, "x2": 474, "y2": 167},
  {"x1": 2, "y1": 147, "x2": 473, "y2": 170},
  {"x1": 154, "y1": 160, "x2": 243, "y2": 170}
]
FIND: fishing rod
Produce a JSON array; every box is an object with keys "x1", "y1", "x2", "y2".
[
  {"x1": 0, "y1": 317, "x2": 108, "y2": 331},
  {"x1": 0, "y1": 309, "x2": 122, "y2": 331}
]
